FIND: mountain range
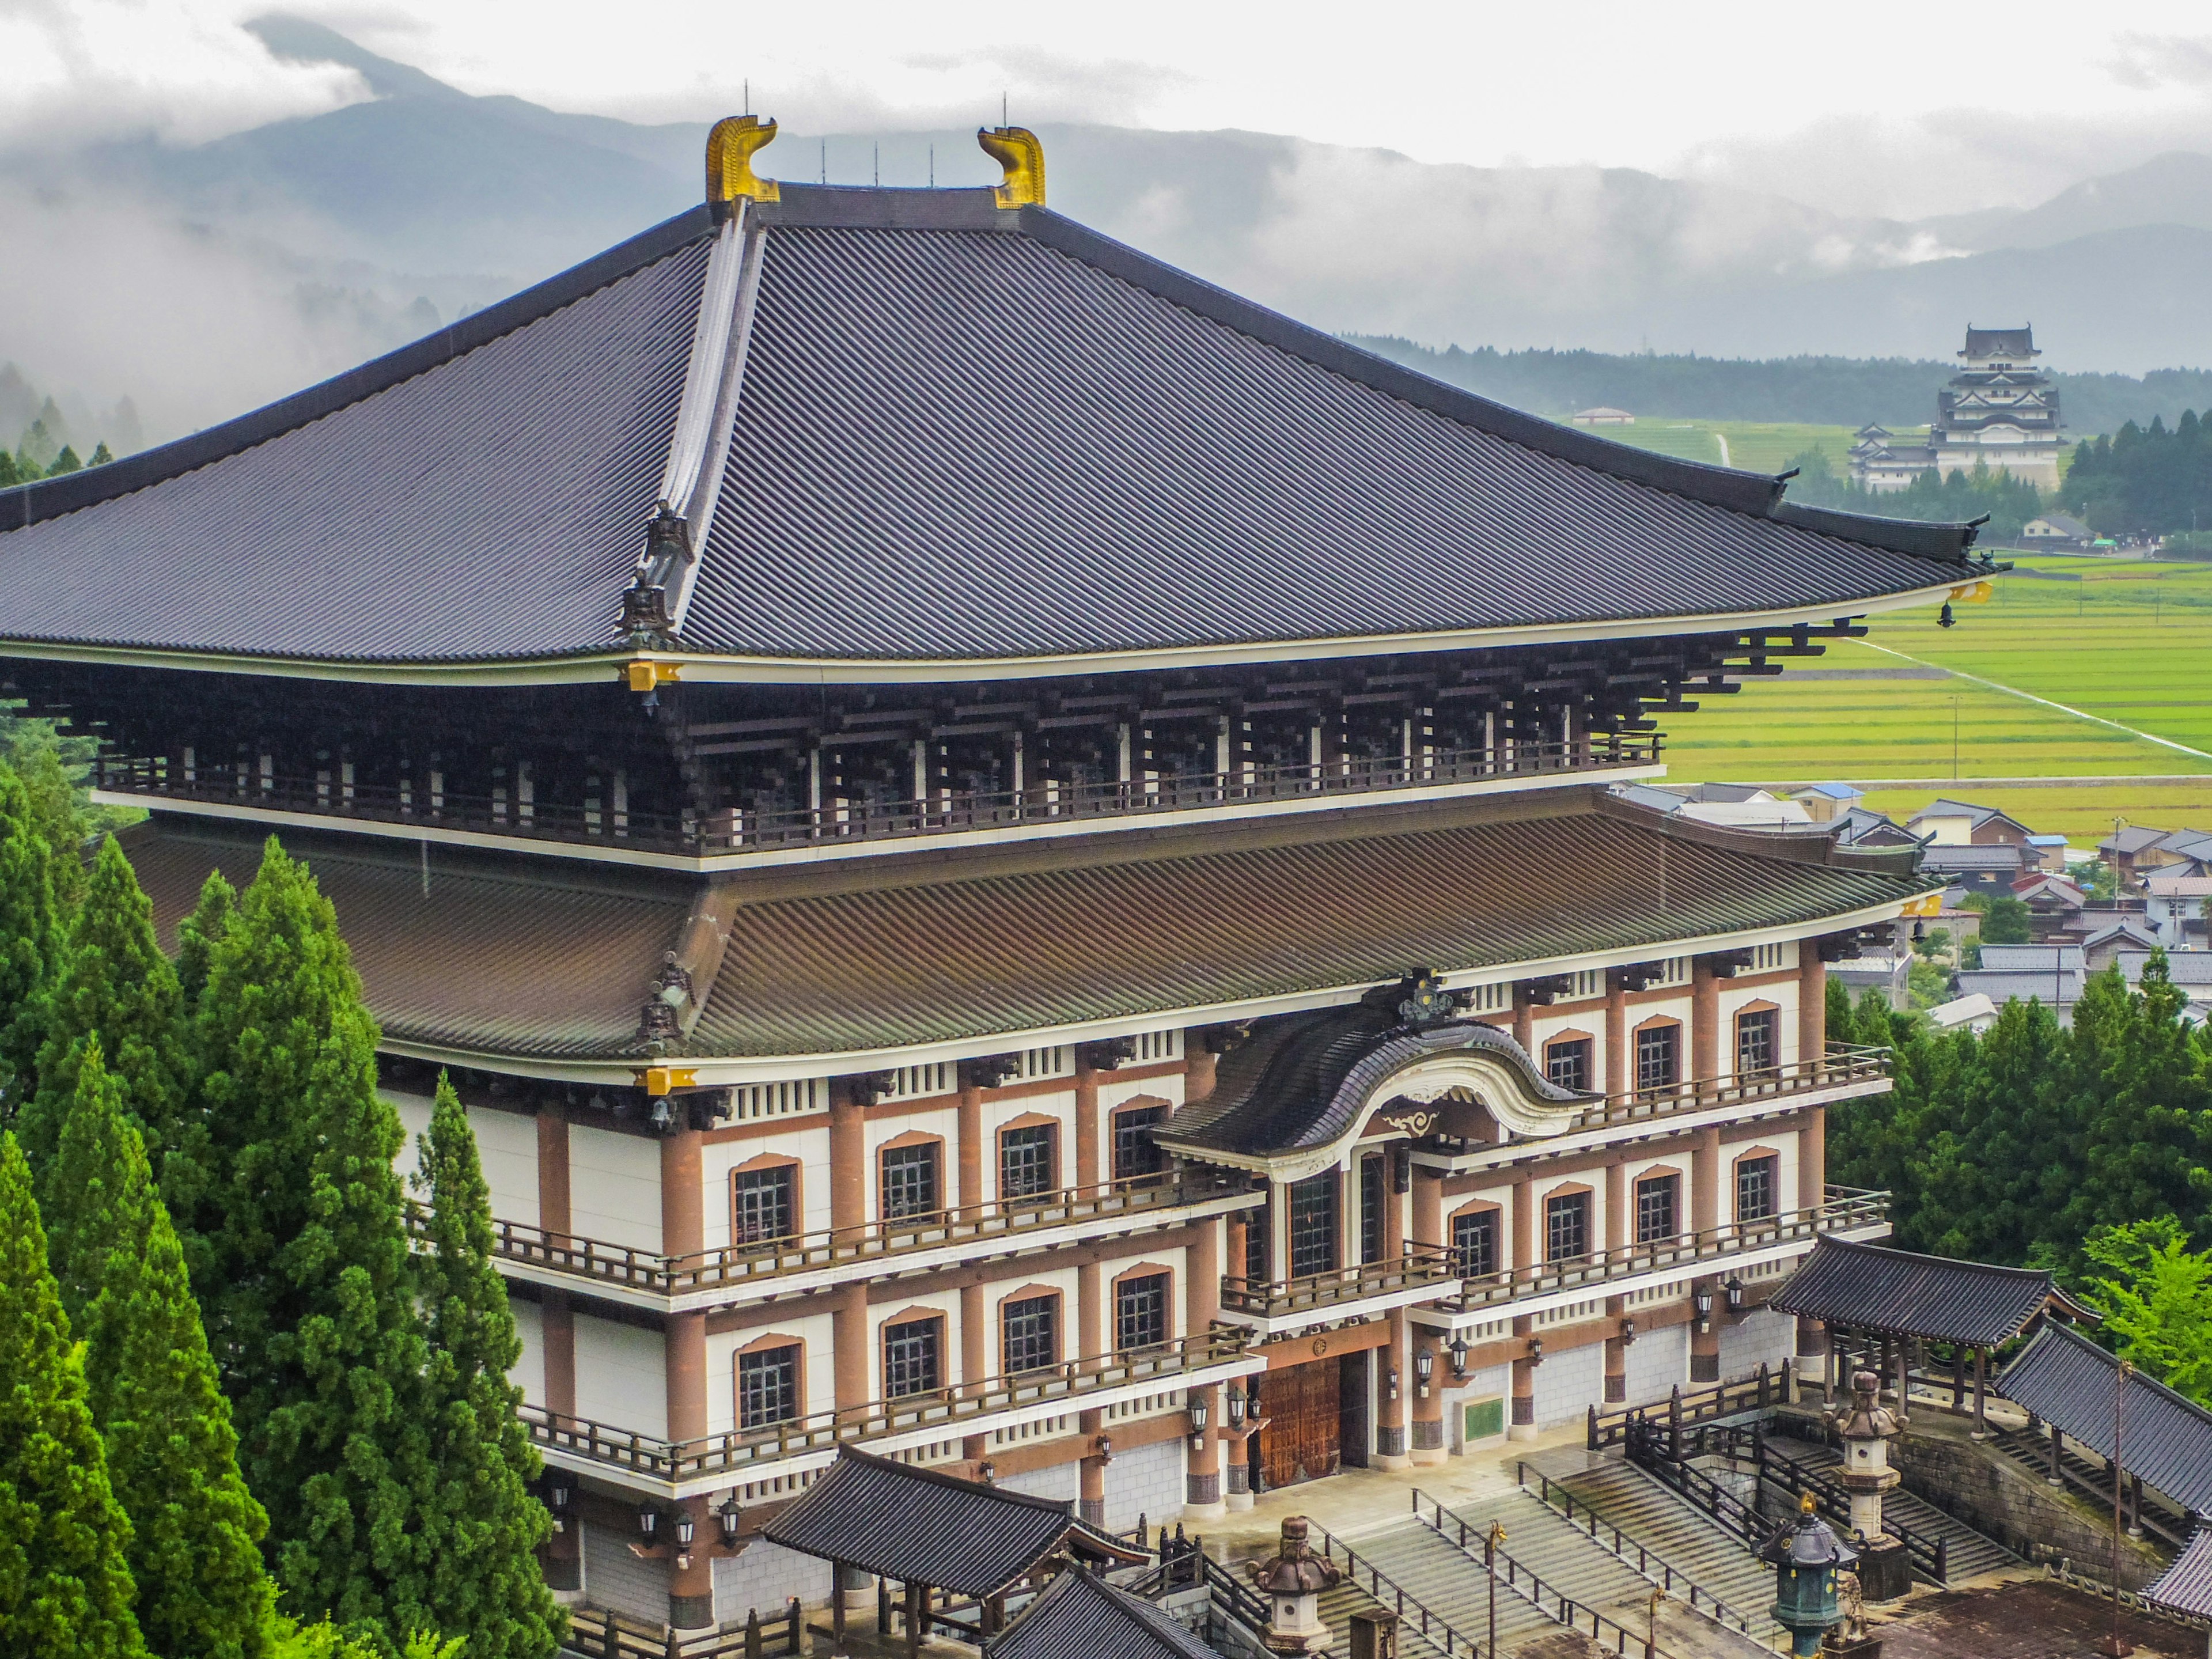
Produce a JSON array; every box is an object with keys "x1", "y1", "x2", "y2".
[{"x1": 15, "y1": 15, "x2": 2212, "y2": 442}]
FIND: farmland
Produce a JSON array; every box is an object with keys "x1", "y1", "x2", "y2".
[
  {"x1": 1662, "y1": 554, "x2": 2212, "y2": 841},
  {"x1": 1603, "y1": 419, "x2": 1869, "y2": 475}
]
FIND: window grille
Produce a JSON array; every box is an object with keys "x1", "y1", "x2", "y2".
[
  {"x1": 1111, "y1": 1104, "x2": 1167, "y2": 1181},
  {"x1": 880, "y1": 1143, "x2": 940, "y2": 1221},
  {"x1": 1736, "y1": 1008, "x2": 1779, "y2": 1078},
  {"x1": 1635, "y1": 1025, "x2": 1680, "y2": 1093},
  {"x1": 1635, "y1": 1173, "x2": 1680, "y2": 1243},
  {"x1": 737, "y1": 1345, "x2": 800, "y2": 1429},
  {"x1": 1359, "y1": 1156, "x2": 1385, "y2": 1264},
  {"x1": 1115, "y1": 1274, "x2": 1169, "y2": 1353},
  {"x1": 733, "y1": 1166, "x2": 796, "y2": 1244},
  {"x1": 1002, "y1": 1296, "x2": 1058, "y2": 1375},
  {"x1": 1452, "y1": 1210, "x2": 1498, "y2": 1278},
  {"x1": 1246, "y1": 1199, "x2": 1270, "y2": 1281},
  {"x1": 999, "y1": 1124, "x2": 1056, "y2": 1199},
  {"x1": 1545, "y1": 1037, "x2": 1593, "y2": 1093},
  {"x1": 1287, "y1": 1173, "x2": 1338, "y2": 1279},
  {"x1": 1737, "y1": 1155, "x2": 1779, "y2": 1223},
  {"x1": 883, "y1": 1317, "x2": 942, "y2": 1398},
  {"x1": 1545, "y1": 1191, "x2": 1590, "y2": 1262}
]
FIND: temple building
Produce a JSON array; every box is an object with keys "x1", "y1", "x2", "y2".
[
  {"x1": 1850, "y1": 325, "x2": 2065, "y2": 493},
  {"x1": 0, "y1": 118, "x2": 1990, "y2": 1633}
]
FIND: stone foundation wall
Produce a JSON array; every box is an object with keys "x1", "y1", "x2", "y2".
[{"x1": 712, "y1": 1539, "x2": 835, "y2": 1624}]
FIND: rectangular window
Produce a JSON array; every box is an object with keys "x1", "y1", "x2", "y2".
[
  {"x1": 1287, "y1": 1172, "x2": 1339, "y2": 1279},
  {"x1": 1246, "y1": 1199, "x2": 1270, "y2": 1282},
  {"x1": 1736, "y1": 1008, "x2": 1779, "y2": 1078},
  {"x1": 1546, "y1": 1037, "x2": 1593, "y2": 1093},
  {"x1": 883, "y1": 1317, "x2": 942, "y2": 1399},
  {"x1": 1635, "y1": 1025, "x2": 1680, "y2": 1094},
  {"x1": 1737, "y1": 1155, "x2": 1779, "y2": 1223},
  {"x1": 1635, "y1": 1173, "x2": 1680, "y2": 1244},
  {"x1": 1002, "y1": 1295, "x2": 1058, "y2": 1375},
  {"x1": 737, "y1": 1344, "x2": 800, "y2": 1430},
  {"x1": 1115, "y1": 1273, "x2": 1169, "y2": 1353},
  {"x1": 999, "y1": 1124, "x2": 1056, "y2": 1200},
  {"x1": 1111, "y1": 1104, "x2": 1167, "y2": 1183},
  {"x1": 1546, "y1": 1191, "x2": 1590, "y2": 1262},
  {"x1": 880, "y1": 1143, "x2": 940, "y2": 1222},
  {"x1": 1452, "y1": 1210, "x2": 1498, "y2": 1279},
  {"x1": 733, "y1": 1165, "x2": 796, "y2": 1245},
  {"x1": 1359, "y1": 1156, "x2": 1385, "y2": 1265}
]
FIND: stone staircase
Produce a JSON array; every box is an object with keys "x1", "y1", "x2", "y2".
[
  {"x1": 1757, "y1": 1436, "x2": 2020, "y2": 1582},
  {"x1": 1547, "y1": 1459, "x2": 1784, "y2": 1648}
]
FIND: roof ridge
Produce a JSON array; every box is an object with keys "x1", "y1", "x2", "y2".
[{"x1": 1, "y1": 205, "x2": 717, "y2": 535}]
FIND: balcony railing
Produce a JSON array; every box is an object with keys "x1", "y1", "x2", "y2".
[
  {"x1": 518, "y1": 1328, "x2": 1252, "y2": 1482},
  {"x1": 1219, "y1": 1245, "x2": 1463, "y2": 1321},
  {"x1": 411, "y1": 1170, "x2": 1248, "y2": 1302},
  {"x1": 94, "y1": 733, "x2": 1660, "y2": 861},
  {"x1": 1427, "y1": 1187, "x2": 1889, "y2": 1317}
]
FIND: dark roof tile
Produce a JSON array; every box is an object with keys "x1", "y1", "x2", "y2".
[
  {"x1": 989, "y1": 1562, "x2": 1218, "y2": 1659},
  {"x1": 1768, "y1": 1235, "x2": 2066, "y2": 1346},
  {"x1": 2002, "y1": 1323, "x2": 2212, "y2": 1517}
]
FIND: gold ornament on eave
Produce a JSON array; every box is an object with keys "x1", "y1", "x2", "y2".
[
  {"x1": 978, "y1": 125, "x2": 1045, "y2": 208},
  {"x1": 706, "y1": 113, "x2": 781, "y2": 206}
]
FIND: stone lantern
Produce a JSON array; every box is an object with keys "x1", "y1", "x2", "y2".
[
  {"x1": 1249, "y1": 1516, "x2": 1342, "y2": 1653},
  {"x1": 1826, "y1": 1368, "x2": 1910, "y2": 1602},
  {"x1": 1760, "y1": 1494, "x2": 1858, "y2": 1658}
]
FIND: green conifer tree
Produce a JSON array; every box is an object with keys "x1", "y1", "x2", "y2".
[
  {"x1": 47, "y1": 1047, "x2": 275, "y2": 1659},
  {"x1": 6, "y1": 734, "x2": 91, "y2": 912},
  {"x1": 0, "y1": 759, "x2": 62, "y2": 1103},
  {"x1": 176, "y1": 868, "x2": 237, "y2": 1013},
  {"x1": 407, "y1": 1075, "x2": 560, "y2": 1658},
  {"x1": 0, "y1": 1132, "x2": 146, "y2": 1657},
  {"x1": 48, "y1": 445, "x2": 83, "y2": 476},
  {"x1": 18, "y1": 838, "x2": 192, "y2": 1179},
  {"x1": 192, "y1": 838, "x2": 438, "y2": 1635}
]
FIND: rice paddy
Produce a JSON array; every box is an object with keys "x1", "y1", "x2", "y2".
[{"x1": 1661, "y1": 554, "x2": 2212, "y2": 842}]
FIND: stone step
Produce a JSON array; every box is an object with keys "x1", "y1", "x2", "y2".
[
  {"x1": 1759, "y1": 1438, "x2": 2022, "y2": 1581},
  {"x1": 1550, "y1": 1459, "x2": 1783, "y2": 1643}
]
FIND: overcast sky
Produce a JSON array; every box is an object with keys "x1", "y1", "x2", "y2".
[{"x1": 12, "y1": 0, "x2": 2212, "y2": 219}]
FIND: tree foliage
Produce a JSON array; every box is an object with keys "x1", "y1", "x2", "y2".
[
  {"x1": 2063, "y1": 411, "x2": 2212, "y2": 537},
  {"x1": 48, "y1": 1046, "x2": 275, "y2": 1659},
  {"x1": 2081, "y1": 1218, "x2": 2212, "y2": 1406},
  {"x1": 0, "y1": 1132, "x2": 145, "y2": 1657},
  {"x1": 1784, "y1": 448, "x2": 2047, "y2": 539},
  {"x1": 0, "y1": 759, "x2": 63, "y2": 1103}
]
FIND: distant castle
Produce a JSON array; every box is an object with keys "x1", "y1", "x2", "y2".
[{"x1": 1849, "y1": 326, "x2": 2064, "y2": 493}]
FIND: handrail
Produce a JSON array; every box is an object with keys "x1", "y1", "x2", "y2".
[
  {"x1": 1222, "y1": 1245, "x2": 1461, "y2": 1319},
  {"x1": 522, "y1": 1328, "x2": 1251, "y2": 1480},
  {"x1": 96, "y1": 733, "x2": 1662, "y2": 860},
  {"x1": 1434, "y1": 1191, "x2": 1889, "y2": 1316},
  {"x1": 1514, "y1": 1463, "x2": 1768, "y2": 1639},
  {"x1": 562, "y1": 1597, "x2": 802, "y2": 1659},
  {"x1": 1412, "y1": 1489, "x2": 1679, "y2": 1659},
  {"x1": 1588, "y1": 1368, "x2": 1789, "y2": 1450},
  {"x1": 1308, "y1": 1517, "x2": 1489, "y2": 1659},
  {"x1": 408, "y1": 1169, "x2": 1245, "y2": 1299},
  {"x1": 1200, "y1": 1554, "x2": 1277, "y2": 1650}
]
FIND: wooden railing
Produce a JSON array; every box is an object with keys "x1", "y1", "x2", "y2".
[
  {"x1": 1514, "y1": 1465, "x2": 1767, "y2": 1639},
  {"x1": 1431, "y1": 1188, "x2": 1889, "y2": 1317},
  {"x1": 96, "y1": 733, "x2": 1660, "y2": 860},
  {"x1": 411, "y1": 1170, "x2": 1244, "y2": 1300},
  {"x1": 562, "y1": 1598, "x2": 801, "y2": 1659},
  {"x1": 1413, "y1": 1490, "x2": 1681, "y2": 1658},
  {"x1": 1309, "y1": 1517, "x2": 1490, "y2": 1658},
  {"x1": 1587, "y1": 1366, "x2": 1793, "y2": 1451},
  {"x1": 522, "y1": 1329, "x2": 1250, "y2": 1482},
  {"x1": 1221, "y1": 1245, "x2": 1461, "y2": 1320}
]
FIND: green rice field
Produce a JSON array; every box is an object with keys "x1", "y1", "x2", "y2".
[
  {"x1": 1603, "y1": 419, "x2": 1866, "y2": 475},
  {"x1": 1662, "y1": 554, "x2": 2212, "y2": 842}
]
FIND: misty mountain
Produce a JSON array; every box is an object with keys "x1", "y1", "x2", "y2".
[{"x1": 14, "y1": 14, "x2": 2212, "y2": 444}]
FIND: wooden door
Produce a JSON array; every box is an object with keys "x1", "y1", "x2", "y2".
[{"x1": 1256, "y1": 1358, "x2": 1341, "y2": 1489}]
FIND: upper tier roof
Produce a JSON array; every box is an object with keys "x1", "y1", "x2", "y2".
[{"x1": 0, "y1": 184, "x2": 1983, "y2": 680}]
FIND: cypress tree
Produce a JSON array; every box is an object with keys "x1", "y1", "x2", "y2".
[
  {"x1": 6, "y1": 734, "x2": 90, "y2": 913},
  {"x1": 18, "y1": 837, "x2": 192, "y2": 1179},
  {"x1": 0, "y1": 1132, "x2": 145, "y2": 1657},
  {"x1": 0, "y1": 759, "x2": 62, "y2": 1104},
  {"x1": 47, "y1": 1046, "x2": 275, "y2": 1659},
  {"x1": 176, "y1": 868, "x2": 237, "y2": 1014},
  {"x1": 408, "y1": 1075, "x2": 560, "y2": 1659},
  {"x1": 192, "y1": 838, "x2": 437, "y2": 1634}
]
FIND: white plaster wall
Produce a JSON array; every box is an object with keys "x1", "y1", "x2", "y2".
[
  {"x1": 570, "y1": 1124, "x2": 662, "y2": 1252},
  {"x1": 871, "y1": 1296, "x2": 962, "y2": 1396},
  {"x1": 1618, "y1": 1154, "x2": 1693, "y2": 1242},
  {"x1": 702, "y1": 1124, "x2": 832, "y2": 1251},
  {"x1": 1718, "y1": 978, "x2": 1801, "y2": 1070},
  {"x1": 705, "y1": 1309, "x2": 837, "y2": 1434},
  {"x1": 1721, "y1": 1131, "x2": 1800, "y2": 1217},
  {"x1": 509, "y1": 1295, "x2": 545, "y2": 1408},
  {"x1": 1719, "y1": 1308, "x2": 1796, "y2": 1381},
  {"x1": 1096, "y1": 1245, "x2": 1189, "y2": 1347},
  {"x1": 1531, "y1": 1339, "x2": 1607, "y2": 1429},
  {"x1": 1447, "y1": 1363, "x2": 1514, "y2": 1453},
  {"x1": 999, "y1": 1460, "x2": 1080, "y2": 1503},
  {"x1": 984, "y1": 1089, "x2": 1075, "y2": 1198},
  {"x1": 1444, "y1": 1183, "x2": 1515, "y2": 1270},
  {"x1": 1623, "y1": 1325, "x2": 1690, "y2": 1407},
  {"x1": 1104, "y1": 1435, "x2": 1184, "y2": 1532},
  {"x1": 385, "y1": 1090, "x2": 434, "y2": 1190},
  {"x1": 1531, "y1": 1170, "x2": 1605, "y2": 1257},
  {"x1": 574, "y1": 1313, "x2": 667, "y2": 1437},
  {"x1": 1528, "y1": 1007, "x2": 1607, "y2": 1075},
  {"x1": 990, "y1": 1264, "x2": 1081, "y2": 1373},
  {"x1": 471, "y1": 1107, "x2": 541, "y2": 1229},
  {"x1": 584, "y1": 1519, "x2": 669, "y2": 1623},
  {"x1": 713, "y1": 1540, "x2": 834, "y2": 1621},
  {"x1": 866, "y1": 1105, "x2": 960, "y2": 1214}
]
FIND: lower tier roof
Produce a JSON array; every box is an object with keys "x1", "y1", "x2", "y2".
[{"x1": 122, "y1": 790, "x2": 1930, "y2": 1075}]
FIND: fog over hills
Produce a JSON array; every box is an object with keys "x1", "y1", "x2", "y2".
[{"x1": 12, "y1": 16, "x2": 2212, "y2": 444}]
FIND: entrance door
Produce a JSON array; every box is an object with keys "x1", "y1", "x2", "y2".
[
  {"x1": 1256, "y1": 1359, "x2": 1342, "y2": 1489},
  {"x1": 1338, "y1": 1350, "x2": 1370, "y2": 1469}
]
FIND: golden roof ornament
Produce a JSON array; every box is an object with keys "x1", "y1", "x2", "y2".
[
  {"x1": 978, "y1": 124, "x2": 1045, "y2": 208},
  {"x1": 706, "y1": 113, "x2": 781, "y2": 207}
]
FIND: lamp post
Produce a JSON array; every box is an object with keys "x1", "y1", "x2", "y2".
[
  {"x1": 2104, "y1": 1360, "x2": 2135, "y2": 1658},
  {"x1": 1415, "y1": 1347, "x2": 1434, "y2": 1399},
  {"x1": 1693, "y1": 1282, "x2": 1715, "y2": 1332},
  {"x1": 1249, "y1": 1517, "x2": 1341, "y2": 1653},
  {"x1": 1448, "y1": 1334, "x2": 1468, "y2": 1381},
  {"x1": 675, "y1": 1506, "x2": 696, "y2": 1571},
  {"x1": 1189, "y1": 1399, "x2": 1210, "y2": 1452},
  {"x1": 1484, "y1": 1520, "x2": 1506, "y2": 1659},
  {"x1": 544, "y1": 1475, "x2": 571, "y2": 1534},
  {"x1": 637, "y1": 1503, "x2": 660, "y2": 1544},
  {"x1": 718, "y1": 1493, "x2": 744, "y2": 1551},
  {"x1": 1726, "y1": 1276, "x2": 1745, "y2": 1315}
]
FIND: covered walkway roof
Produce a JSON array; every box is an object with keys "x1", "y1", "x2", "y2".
[
  {"x1": 1768, "y1": 1235, "x2": 2092, "y2": 1348},
  {"x1": 2001, "y1": 1323, "x2": 2212, "y2": 1519}
]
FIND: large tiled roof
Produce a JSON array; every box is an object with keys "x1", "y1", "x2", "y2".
[
  {"x1": 1768, "y1": 1236, "x2": 2072, "y2": 1347},
  {"x1": 2148, "y1": 1528, "x2": 2212, "y2": 1618},
  {"x1": 2002, "y1": 1323, "x2": 2212, "y2": 1517},
  {"x1": 762, "y1": 1449, "x2": 1133, "y2": 1599},
  {"x1": 0, "y1": 185, "x2": 1980, "y2": 673}
]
